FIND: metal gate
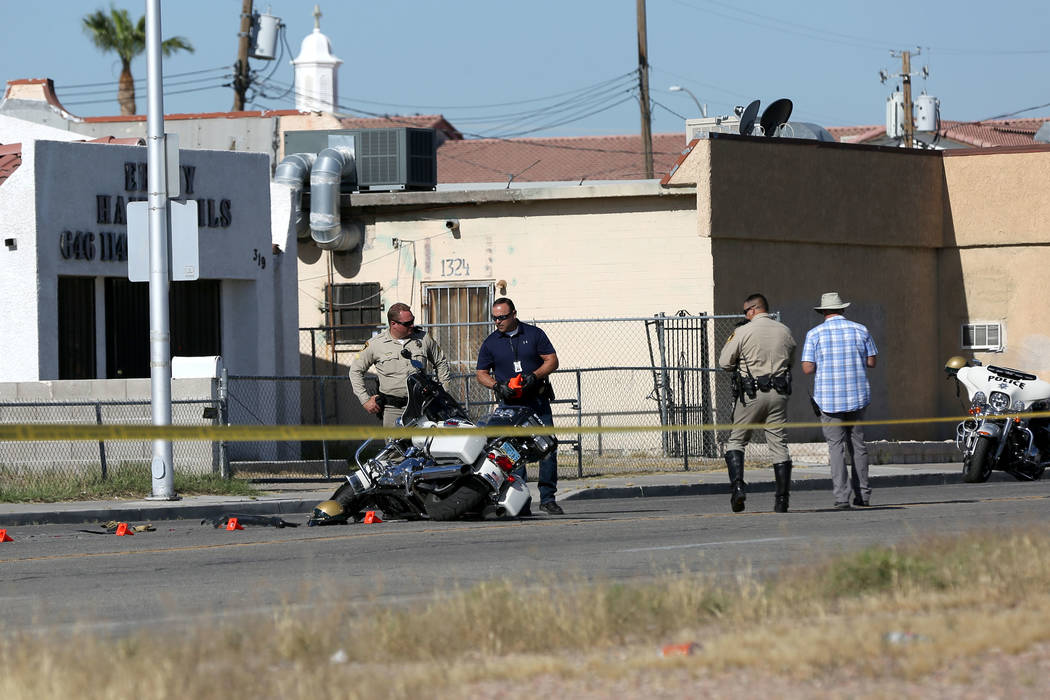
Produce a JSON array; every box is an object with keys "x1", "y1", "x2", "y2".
[{"x1": 646, "y1": 311, "x2": 718, "y2": 459}]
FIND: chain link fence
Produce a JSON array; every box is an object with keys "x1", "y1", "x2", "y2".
[
  {"x1": 0, "y1": 399, "x2": 221, "y2": 484},
  {"x1": 249, "y1": 313, "x2": 825, "y2": 478},
  {"x1": 0, "y1": 314, "x2": 825, "y2": 484}
]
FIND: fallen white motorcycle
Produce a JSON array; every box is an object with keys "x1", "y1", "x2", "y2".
[
  {"x1": 309, "y1": 361, "x2": 556, "y2": 524},
  {"x1": 945, "y1": 356, "x2": 1050, "y2": 482}
]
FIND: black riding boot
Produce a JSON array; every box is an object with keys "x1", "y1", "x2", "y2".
[
  {"x1": 725, "y1": 450, "x2": 746, "y2": 513},
  {"x1": 773, "y1": 460, "x2": 792, "y2": 513}
]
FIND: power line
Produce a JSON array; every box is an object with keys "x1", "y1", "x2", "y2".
[
  {"x1": 494, "y1": 95, "x2": 638, "y2": 138},
  {"x1": 469, "y1": 82, "x2": 638, "y2": 137},
  {"x1": 55, "y1": 73, "x2": 233, "y2": 101},
  {"x1": 255, "y1": 76, "x2": 682, "y2": 158},
  {"x1": 325, "y1": 70, "x2": 640, "y2": 113},
  {"x1": 53, "y1": 66, "x2": 231, "y2": 92},
  {"x1": 61, "y1": 82, "x2": 229, "y2": 107},
  {"x1": 669, "y1": 0, "x2": 892, "y2": 52},
  {"x1": 651, "y1": 99, "x2": 686, "y2": 121},
  {"x1": 672, "y1": 0, "x2": 1050, "y2": 56},
  {"x1": 443, "y1": 74, "x2": 638, "y2": 125}
]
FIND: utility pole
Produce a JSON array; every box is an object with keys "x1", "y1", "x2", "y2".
[
  {"x1": 900, "y1": 49, "x2": 914, "y2": 148},
  {"x1": 636, "y1": 0, "x2": 654, "y2": 179},
  {"x1": 232, "y1": 0, "x2": 253, "y2": 111},
  {"x1": 886, "y1": 48, "x2": 920, "y2": 148}
]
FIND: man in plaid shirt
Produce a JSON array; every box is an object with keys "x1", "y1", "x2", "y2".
[{"x1": 801, "y1": 292, "x2": 878, "y2": 509}]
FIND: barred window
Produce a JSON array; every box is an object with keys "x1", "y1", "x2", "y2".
[
  {"x1": 422, "y1": 282, "x2": 493, "y2": 375},
  {"x1": 326, "y1": 283, "x2": 383, "y2": 344},
  {"x1": 961, "y1": 322, "x2": 1003, "y2": 352}
]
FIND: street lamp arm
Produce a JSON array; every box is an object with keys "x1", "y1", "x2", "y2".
[{"x1": 669, "y1": 85, "x2": 706, "y2": 117}]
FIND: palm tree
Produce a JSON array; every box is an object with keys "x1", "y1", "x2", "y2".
[{"x1": 82, "y1": 5, "x2": 194, "y2": 116}]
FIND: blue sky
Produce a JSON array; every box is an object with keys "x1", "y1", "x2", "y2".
[{"x1": 3, "y1": 1, "x2": 1049, "y2": 137}]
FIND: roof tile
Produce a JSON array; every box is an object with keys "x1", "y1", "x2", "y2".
[
  {"x1": 437, "y1": 133, "x2": 687, "y2": 183},
  {"x1": 0, "y1": 143, "x2": 22, "y2": 188}
]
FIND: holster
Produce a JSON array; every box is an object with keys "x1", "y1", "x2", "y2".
[{"x1": 771, "y1": 370, "x2": 792, "y2": 396}]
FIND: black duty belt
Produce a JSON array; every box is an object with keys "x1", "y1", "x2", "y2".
[{"x1": 378, "y1": 393, "x2": 408, "y2": 409}]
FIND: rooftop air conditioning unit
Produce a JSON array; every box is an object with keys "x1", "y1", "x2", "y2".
[
  {"x1": 684, "y1": 116, "x2": 741, "y2": 143},
  {"x1": 283, "y1": 127, "x2": 438, "y2": 191}
]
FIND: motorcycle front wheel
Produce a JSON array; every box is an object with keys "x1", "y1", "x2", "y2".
[
  {"x1": 421, "y1": 478, "x2": 489, "y2": 522},
  {"x1": 962, "y1": 436, "x2": 994, "y2": 483}
]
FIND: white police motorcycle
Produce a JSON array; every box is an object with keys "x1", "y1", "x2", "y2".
[
  {"x1": 945, "y1": 356, "x2": 1050, "y2": 482},
  {"x1": 308, "y1": 360, "x2": 555, "y2": 524}
]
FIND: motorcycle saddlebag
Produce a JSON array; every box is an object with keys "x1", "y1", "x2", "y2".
[{"x1": 479, "y1": 406, "x2": 557, "y2": 461}]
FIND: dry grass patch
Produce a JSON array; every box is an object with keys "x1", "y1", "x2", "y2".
[
  {"x1": 0, "y1": 463, "x2": 256, "y2": 501},
  {"x1": 4, "y1": 529, "x2": 1050, "y2": 698}
]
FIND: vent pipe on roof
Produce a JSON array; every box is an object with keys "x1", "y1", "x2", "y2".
[
  {"x1": 309, "y1": 146, "x2": 359, "y2": 251},
  {"x1": 273, "y1": 152, "x2": 315, "y2": 238}
]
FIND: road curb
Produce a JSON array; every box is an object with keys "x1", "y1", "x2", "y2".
[
  {"x1": 560, "y1": 470, "x2": 1012, "y2": 501},
  {"x1": 0, "y1": 470, "x2": 1014, "y2": 526},
  {"x1": 0, "y1": 498, "x2": 321, "y2": 527}
]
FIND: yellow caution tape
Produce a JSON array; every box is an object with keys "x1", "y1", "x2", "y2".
[{"x1": 0, "y1": 410, "x2": 1046, "y2": 442}]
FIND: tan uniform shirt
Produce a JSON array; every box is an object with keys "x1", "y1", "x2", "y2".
[
  {"x1": 719, "y1": 313, "x2": 796, "y2": 378},
  {"x1": 349, "y1": 328, "x2": 453, "y2": 405}
]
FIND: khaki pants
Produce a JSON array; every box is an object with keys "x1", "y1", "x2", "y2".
[
  {"x1": 382, "y1": 405, "x2": 406, "y2": 429},
  {"x1": 725, "y1": 390, "x2": 790, "y2": 463}
]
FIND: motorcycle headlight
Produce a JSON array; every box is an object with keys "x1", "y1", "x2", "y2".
[
  {"x1": 971, "y1": 391, "x2": 987, "y2": 409},
  {"x1": 988, "y1": 391, "x2": 1010, "y2": 413},
  {"x1": 1012, "y1": 400, "x2": 1026, "y2": 412}
]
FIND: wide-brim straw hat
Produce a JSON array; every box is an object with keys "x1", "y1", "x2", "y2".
[{"x1": 814, "y1": 291, "x2": 851, "y2": 311}]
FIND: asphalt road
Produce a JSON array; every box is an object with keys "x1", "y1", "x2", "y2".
[{"x1": 2, "y1": 481, "x2": 1048, "y2": 635}]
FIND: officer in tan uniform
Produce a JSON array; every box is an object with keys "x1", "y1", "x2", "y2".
[
  {"x1": 349, "y1": 302, "x2": 453, "y2": 427},
  {"x1": 718, "y1": 293, "x2": 797, "y2": 513}
]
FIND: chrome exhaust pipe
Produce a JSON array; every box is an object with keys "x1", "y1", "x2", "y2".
[{"x1": 411, "y1": 464, "x2": 471, "y2": 483}]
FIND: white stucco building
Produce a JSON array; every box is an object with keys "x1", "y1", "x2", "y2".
[{"x1": 0, "y1": 131, "x2": 299, "y2": 382}]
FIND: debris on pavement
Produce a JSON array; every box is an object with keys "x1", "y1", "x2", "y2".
[{"x1": 202, "y1": 514, "x2": 300, "y2": 529}]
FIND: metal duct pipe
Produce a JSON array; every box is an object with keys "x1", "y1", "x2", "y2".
[
  {"x1": 273, "y1": 152, "x2": 316, "y2": 239},
  {"x1": 309, "y1": 146, "x2": 360, "y2": 251}
]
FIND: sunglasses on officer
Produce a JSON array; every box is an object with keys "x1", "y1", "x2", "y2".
[
  {"x1": 391, "y1": 318, "x2": 415, "y2": 327},
  {"x1": 492, "y1": 312, "x2": 514, "y2": 322}
]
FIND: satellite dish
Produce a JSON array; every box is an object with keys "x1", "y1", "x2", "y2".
[
  {"x1": 738, "y1": 99, "x2": 761, "y2": 136},
  {"x1": 759, "y1": 98, "x2": 793, "y2": 138}
]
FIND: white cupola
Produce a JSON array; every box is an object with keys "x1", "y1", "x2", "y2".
[{"x1": 292, "y1": 5, "x2": 342, "y2": 113}]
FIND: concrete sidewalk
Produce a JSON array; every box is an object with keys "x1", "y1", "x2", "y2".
[{"x1": 0, "y1": 461, "x2": 989, "y2": 527}]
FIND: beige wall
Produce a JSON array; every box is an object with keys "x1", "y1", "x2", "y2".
[
  {"x1": 298, "y1": 186, "x2": 705, "y2": 368},
  {"x1": 710, "y1": 238, "x2": 939, "y2": 440},
  {"x1": 702, "y1": 136, "x2": 946, "y2": 439},
  {"x1": 939, "y1": 149, "x2": 1050, "y2": 422},
  {"x1": 943, "y1": 149, "x2": 1050, "y2": 246}
]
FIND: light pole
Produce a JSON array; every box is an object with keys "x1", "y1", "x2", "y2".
[{"x1": 669, "y1": 85, "x2": 707, "y2": 118}]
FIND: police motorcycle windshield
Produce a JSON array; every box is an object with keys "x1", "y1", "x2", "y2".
[
  {"x1": 401, "y1": 359, "x2": 469, "y2": 425},
  {"x1": 957, "y1": 364, "x2": 1050, "y2": 408}
]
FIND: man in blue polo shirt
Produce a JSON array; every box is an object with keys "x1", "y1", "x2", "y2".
[
  {"x1": 475, "y1": 297, "x2": 563, "y2": 515},
  {"x1": 801, "y1": 292, "x2": 878, "y2": 509}
]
